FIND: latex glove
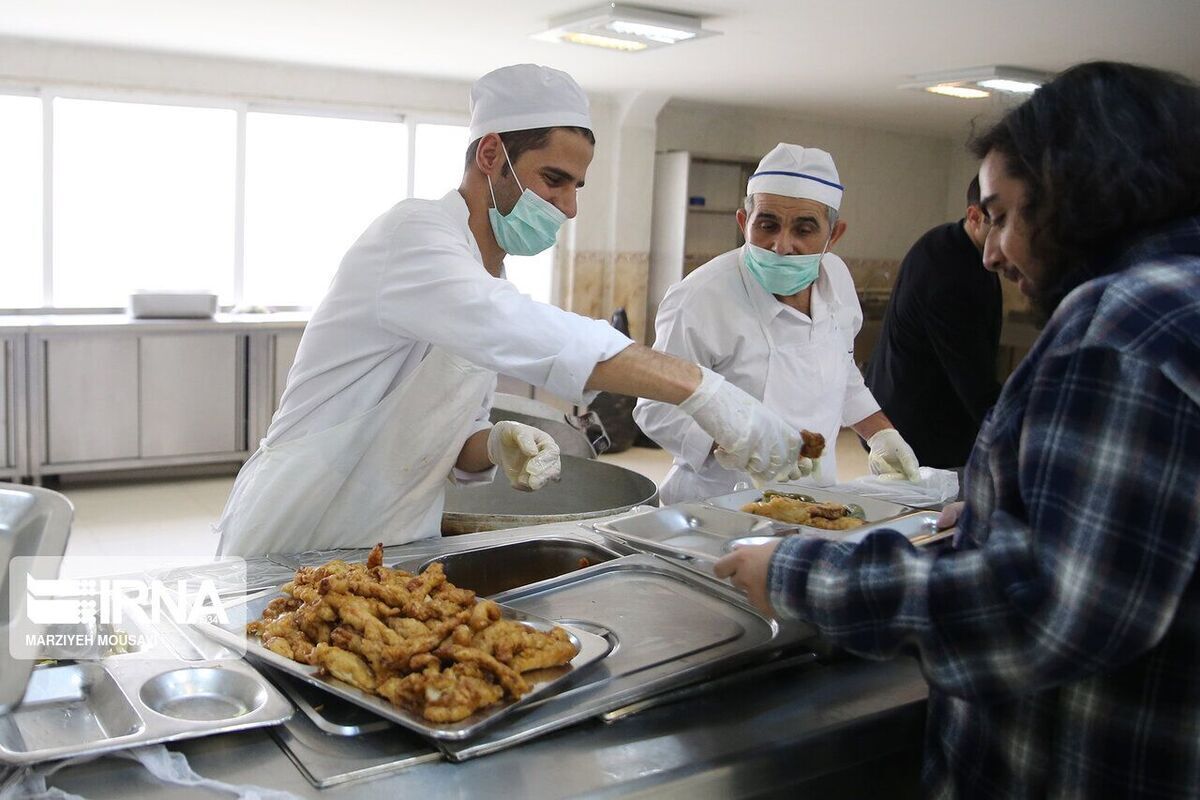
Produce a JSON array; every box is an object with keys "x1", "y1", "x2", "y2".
[
  {"x1": 866, "y1": 428, "x2": 921, "y2": 482},
  {"x1": 487, "y1": 421, "x2": 561, "y2": 492},
  {"x1": 680, "y1": 367, "x2": 802, "y2": 486}
]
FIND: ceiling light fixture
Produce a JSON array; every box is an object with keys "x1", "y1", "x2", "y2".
[
  {"x1": 534, "y1": 3, "x2": 718, "y2": 52},
  {"x1": 902, "y1": 66, "x2": 1052, "y2": 100}
]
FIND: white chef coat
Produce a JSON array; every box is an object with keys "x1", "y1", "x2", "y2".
[
  {"x1": 268, "y1": 189, "x2": 631, "y2": 449},
  {"x1": 217, "y1": 190, "x2": 632, "y2": 554},
  {"x1": 633, "y1": 248, "x2": 879, "y2": 505}
]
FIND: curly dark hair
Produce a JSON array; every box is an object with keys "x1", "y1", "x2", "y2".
[
  {"x1": 464, "y1": 126, "x2": 595, "y2": 174},
  {"x1": 970, "y1": 61, "x2": 1200, "y2": 318}
]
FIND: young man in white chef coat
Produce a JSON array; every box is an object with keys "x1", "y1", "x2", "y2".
[
  {"x1": 215, "y1": 65, "x2": 810, "y2": 557},
  {"x1": 634, "y1": 144, "x2": 920, "y2": 505}
]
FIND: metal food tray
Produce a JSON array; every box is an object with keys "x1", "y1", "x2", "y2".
[
  {"x1": 705, "y1": 485, "x2": 913, "y2": 528},
  {"x1": 265, "y1": 668, "x2": 395, "y2": 737},
  {"x1": 437, "y1": 552, "x2": 803, "y2": 761},
  {"x1": 837, "y1": 510, "x2": 953, "y2": 547},
  {"x1": 263, "y1": 669, "x2": 440, "y2": 788},
  {"x1": 0, "y1": 654, "x2": 293, "y2": 766},
  {"x1": 593, "y1": 503, "x2": 786, "y2": 562},
  {"x1": 726, "y1": 510, "x2": 953, "y2": 549},
  {"x1": 270, "y1": 704, "x2": 441, "y2": 789},
  {"x1": 200, "y1": 594, "x2": 612, "y2": 741}
]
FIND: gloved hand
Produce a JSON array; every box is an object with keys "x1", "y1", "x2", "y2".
[
  {"x1": 487, "y1": 421, "x2": 561, "y2": 492},
  {"x1": 793, "y1": 457, "x2": 814, "y2": 479},
  {"x1": 866, "y1": 428, "x2": 921, "y2": 482},
  {"x1": 679, "y1": 367, "x2": 803, "y2": 486}
]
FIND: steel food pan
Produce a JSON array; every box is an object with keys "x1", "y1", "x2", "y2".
[
  {"x1": 593, "y1": 503, "x2": 784, "y2": 562},
  {"x1": 724, "y1": 510, "x2": 953, "y2": 551},
  {"x1": 0, "y1": 657, "x2": 292, "y2": 766},
  {"x1": 439, "y1": 553, "x2": 803, "y2": 761},
  {"x1": 265, "y1": 668, "x2": 394, "y2": 737},
  {"x1": 200, "y1": 595, "x2": 612, "y2": 741},
  {"x1": 704, "y1": 486, "x2": 913, "y2": 531},
  {"x1": 269, "y1": 695, "x2": 440, "y2": 789},
  {"x1": 419, "y1": 536, "x2": 624, "y2": 597}
]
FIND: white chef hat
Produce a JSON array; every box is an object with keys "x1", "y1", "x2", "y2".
[
  {"x1": 746, "y1": 143, "x2": 844, "y2": 210},
  {"x1": 468, "y1": 64, "x2": 592, "y2": 144}
]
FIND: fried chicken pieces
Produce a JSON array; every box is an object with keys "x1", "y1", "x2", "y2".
[
  {"x1": 247, "y1": 543, "x2": 578, "y2": 723},
  {"x1": 799, "y1": 430, "x2": 826, "y2": 460},
  {"x1": 740, "y1": 495, "x2": 865, "y2": 530}
]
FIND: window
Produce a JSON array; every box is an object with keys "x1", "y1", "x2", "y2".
[
  {"x1": 0, "y1": 95, "x2": 44, "y2": 308},
  {"x1": 53, "y1": 98, "x2": 236, "y2": 307},
  {"x1": 243, "y1": 112, "x2": 407, "y2": 307},
  {"x1": 413, "y1": 123, "x2": 469, "y2": 200},
  {"x1": 3, "y1": 91, "x2": 559, "y2": 311}
]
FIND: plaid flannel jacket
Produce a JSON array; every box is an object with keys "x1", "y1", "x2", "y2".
[{"x1": 769, "y1": 216, "x2": 1200, "y2": 799}]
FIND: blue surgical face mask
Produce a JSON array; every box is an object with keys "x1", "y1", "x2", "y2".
[
  {"x1": 487, "y1": 142, "x2": 567, "y2": 256},
  {"x1": 743, "y1": 240, "x2": 828, "y2": 296}
]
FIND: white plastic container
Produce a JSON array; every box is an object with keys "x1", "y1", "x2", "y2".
[{"x1": 127, "y1": 290, "x2": 218, "y2": 319}]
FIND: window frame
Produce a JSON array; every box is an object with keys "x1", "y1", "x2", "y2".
[{"x1": 0, "y1": 82, "x2": 476, "y2": 313}]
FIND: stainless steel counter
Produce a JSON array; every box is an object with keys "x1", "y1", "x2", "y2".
[
  {"x1": 40, "y1": 657, "x2": 926, "y2": 798},
  {"x1": 33, "y1": 519, "x2": 930, "y2": 798},
  {"x1": 0, "y1": 311, "x2": 308, "y2": 334}
]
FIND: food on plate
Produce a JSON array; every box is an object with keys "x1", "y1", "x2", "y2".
[
  {"x1": 247, "y1": 543, "x2": 578, "y2": 723},
  {"x1": 799, "y1": 430, "x2": 826, "y2": 460},
  {"x1": 740, "y1": 495, "x2": 865, "y2": 530}
]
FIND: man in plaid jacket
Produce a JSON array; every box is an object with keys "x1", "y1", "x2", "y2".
[{"x1": 716, "y1": 61, "x2": 1200, "y2": 799}]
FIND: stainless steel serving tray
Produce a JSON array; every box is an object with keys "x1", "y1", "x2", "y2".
[
  {"x1": 0, "y1": 654, "x2": 293, "y2": 765},
  {"x1": 838, "y1": 509, "x2": 952, "y2": 547},
  {"x1": 263, "y1": 669, "x2": 441, "y2": 788},
  {"x1": 599, "y1": 506, "x2": 953, "y2": 564},
  {"x1": 437, "y1": 552, "x2": 807, "y2": 761},
  {"x1": 200, "y1": 595, "x2": 612, "y2": 741},
  {"x1": 593, "y1": 503, "x2": 786, "y2": 562},
  {"x1": 269, "y1": 703, "x2": 441, "y2": 789},
  {"x1": 265, "y1": 669, "x2": 395, "y2": 737},
  {"x1": 705, "y1": 485, "x2": 914, "y2": 528}
]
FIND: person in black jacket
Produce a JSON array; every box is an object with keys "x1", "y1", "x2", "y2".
[{"x1": 863, "y1": 177, "x2": 1001, "y2": 468}]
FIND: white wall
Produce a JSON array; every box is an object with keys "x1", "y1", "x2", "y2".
[
  {"x1": 655, "y1": 100, "x2": 961, "y2": 261},
  {"x1": 944, "y1": 134, "x2": 981, "y2": 221}
]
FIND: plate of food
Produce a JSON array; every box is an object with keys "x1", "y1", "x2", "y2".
[
  {"x1": 201, "y1": 544, "x2": 611, "y2": 740},
  {"x1": 704, "y1": 486, "x2": 913, "y2": 533}
]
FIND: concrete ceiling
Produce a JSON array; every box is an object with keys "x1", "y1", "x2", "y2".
[{"x1": 3, "y1": 0, "x2": 1198, "y2": 137}]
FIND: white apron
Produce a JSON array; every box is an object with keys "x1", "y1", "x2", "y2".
[
  {"x1": 215, "y1": 347, "x2": 495, "y2": 557},
  {"x1": 659, "y1": 267, "x2": 849, "y2": 505}
]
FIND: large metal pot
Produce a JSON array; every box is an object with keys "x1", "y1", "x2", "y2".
[{"x1": 441, "y1": 454, "x2": 658, "y2": 534}]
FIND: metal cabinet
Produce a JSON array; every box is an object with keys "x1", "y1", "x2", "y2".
[
  {"x1": 0, "y1": 339, "x2": 8, "y2": 476},
  {"x1": 19, "y1": 321, "x2": 305, "y2": 481},
  {"x1": 139, "y1": 334, "x2": 244, "y2": 458},
  {"x1": 0, "y1": 335, "x2": 27, "y2": 481},
  {"x1": 30, "y1": 330, "x2": 252, "y2": 479},
  {"x1": 44, "y1": 336, "x2": 140, "y2": 465}
]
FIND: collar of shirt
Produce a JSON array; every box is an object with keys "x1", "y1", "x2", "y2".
[{"x1": 735, "y1": 248, "x2": 835, "y2": 328}]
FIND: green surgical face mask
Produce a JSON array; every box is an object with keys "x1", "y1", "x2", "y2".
[
  {"x1": 743, "y1": 241, "x2": 828, "y2": 296},
  {"x1": 487, "y1": 141, "x2": 567, "y2": 256}
]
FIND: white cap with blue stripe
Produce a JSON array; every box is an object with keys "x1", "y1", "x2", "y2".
[{"x1": 746, "y1": 143, "x2": 843, "y2": 210}]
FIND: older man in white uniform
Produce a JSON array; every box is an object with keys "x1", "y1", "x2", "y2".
[
  {"x1": 216, "y1": 66, "x2": 810, "y2": 557},
  {"x1": 635, "y1": 144, "x2": 920, "y2": 505}
]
